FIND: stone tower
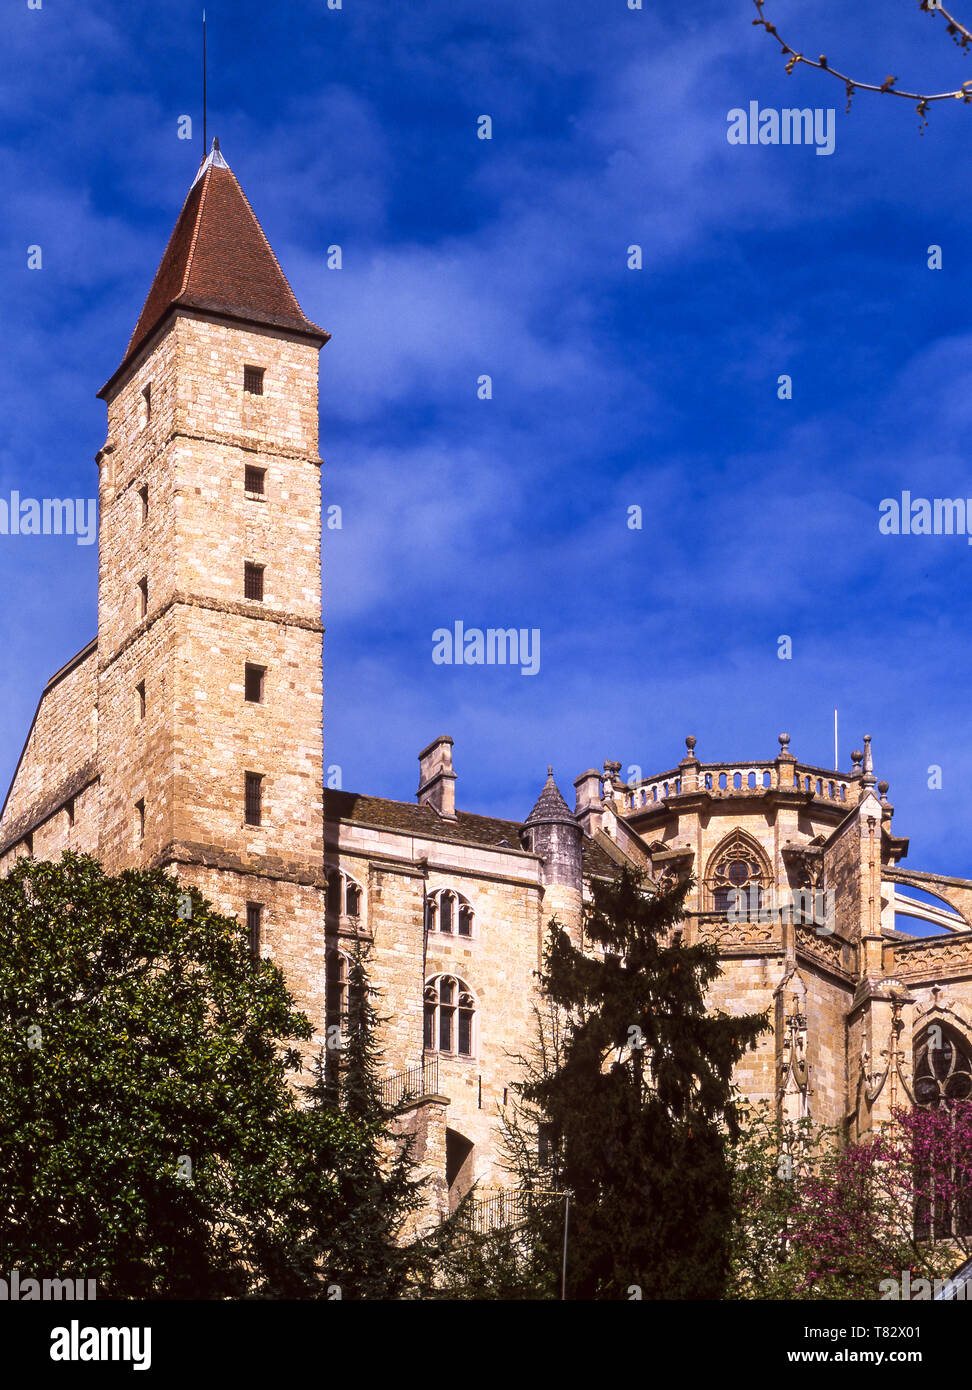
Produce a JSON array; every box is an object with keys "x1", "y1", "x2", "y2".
[{"x1": 94, "y1": 140, "x2": 329, "y2": 1040}]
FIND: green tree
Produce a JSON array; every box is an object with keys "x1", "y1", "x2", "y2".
[
  {"x1": 444, "y1": 998, "x2": 571, "y2": 1299},
  {"x1": 259, "y1": 942, "x2": 453, "y2": 1299},
  {"x1": 0, "y1": 853, "x2": 311, "y2": 1298},
  {"x1": 523, "y1": 867, "x2": 767, "y2": 1299}
]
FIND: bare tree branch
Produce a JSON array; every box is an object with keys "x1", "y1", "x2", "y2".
[
  {"x1": 753, "y1": 0, "x2": 972, "y2": 123},
  {"x1": 929, "y1": 0, "x2": 972, "y2": 47}
]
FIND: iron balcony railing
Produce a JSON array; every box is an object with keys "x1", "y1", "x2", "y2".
[
  {"x1": 460, "y1": 1188, "x2": 565, "y2": 1234},
  {"x1": 378, "y1": 1057, "x2": 439, "y2": 1108}
]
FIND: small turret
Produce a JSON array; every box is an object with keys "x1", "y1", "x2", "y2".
[{"x1": 522, "y1": 768, "x2": 581, "y2": 880}]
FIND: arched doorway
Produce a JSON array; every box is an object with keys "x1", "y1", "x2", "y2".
[{"x1": 445, "y1": 1128, "x2": 475, "y2": 1211}]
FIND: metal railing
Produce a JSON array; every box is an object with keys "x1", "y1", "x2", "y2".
[
  {"x1": 378, "y1": 1057, "x2": 439, "y2": 1107},
  {"x1": 460, "y1": 1188, "x2": 565, "y2": 1234}
]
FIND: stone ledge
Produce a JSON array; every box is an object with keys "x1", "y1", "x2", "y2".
[
  {"x1": 100, "y1": 591, "x2": 323, "y2": 670},
  {"x1": 156, "y1": 839, "x2": 326, "y2": 889}
]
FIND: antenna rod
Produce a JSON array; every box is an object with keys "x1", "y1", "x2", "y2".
[
  {"x1": 834, "y1": 707, "x2": 838, "y2": 771},
  {"x1": 203, "y1": 9, "x2": 207, "y2": 154}
]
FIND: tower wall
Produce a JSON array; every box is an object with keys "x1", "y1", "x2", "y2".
[{"x1": 95, "y1": 308, "x2": 326, "y2": 1028}]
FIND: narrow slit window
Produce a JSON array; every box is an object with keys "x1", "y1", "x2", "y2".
[
  {"x1": 244, "y1": 563, "x2": 264, "y2": 602},
  {"x1": 244, "y1": 664, "x2": 265, "y2": 704},
  {"x1": 243, "y1": 365, "x2": 265, "y2": 395},
  {"x1": 244, "y1": 466, "x2": 265, "y2": 495},
  {"x1": 246, "y1": 902, "x2": 263, "y2": 957},
  {"x1": 245, "y1": 772, "x2": 263, "y2": 827},
  {"x1": 135, "y1": 799, "x2": 145, "y2": 842},
  {"x1": 137, "y1": 577, "x2": 148, "y2": 619},
  {"x1": 141, "y1": 383, "x2": 152, "y2": 424},
  {"x1": 138, "y1": 485, "x2": 149, "y2": 522},
  {"x1": 64, "y1": 797, "x2": 75, "y2": 829},
  {"x1": 136, "y1": 680, "x2": 146, "y2": 721}
]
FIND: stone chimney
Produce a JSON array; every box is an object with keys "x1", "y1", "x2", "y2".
[
  {"x1": 417, "y1": 735, "x2": 457, "y2": 819},
  {"x1": 573, "y1": 768, "x2": 603, "y2": 838}
]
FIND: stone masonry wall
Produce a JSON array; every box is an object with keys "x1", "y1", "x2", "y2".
[{"x1": 0, "y1": 645, "x2": 100, "y2": 871}]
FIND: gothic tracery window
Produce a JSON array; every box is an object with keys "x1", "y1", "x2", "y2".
[
  {"x1": 706, "y1": 831, "x2": 768, "y2": 914},
  {"x1": 424, "y1": 888, "x2": 474, "y2": 937},
  {"x1": 326, "y1": 868, "x2": 363, "y2": 920},
  {"x1": 913, "y1": 1025, "x2": 972, "y2": 1240},
  {"x1": 914, "y1": 1026, "x2": 972, "y2": 1108},
  {"x1": 424, "y1": 975, "x2": 475, "y2": 1057}
]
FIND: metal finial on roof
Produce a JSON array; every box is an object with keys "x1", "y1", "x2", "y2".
[
  {"x1": 547, "y1": 765, "x2": 553, "y2": 776},
  {"x1": 190, "y1": 136, "x2": 230, "y2": 187}
]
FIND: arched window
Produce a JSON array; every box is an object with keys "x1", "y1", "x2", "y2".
[
  {"x1": 705, "y1": 831, "x2": 769, "y2": 914},
  {"x1": 326, "y1": 949, "x2": 349, "y2": 1029},
  {"x1": 325, "y1": 868, "x2": 363, "y2": 920},
  {"x1": 913, "y1": 1025, "x2": 972, "y2": 1239},
  {"x1": 424, "y1": 975, "x2": 476, "y2": 1057},
  {"x1": 914, "y1": 1026, "x2": 972, "y2": 1108},
  {"x1": 424, "y1": 888, "x2": 474, "y2": 938}
]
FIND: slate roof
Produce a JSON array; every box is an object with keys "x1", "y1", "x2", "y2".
[
  {"x1": 524, "y1": 768, "x2": 576, "y2": 826},
  {"x1": 325, "y1": 789, "x2": 522, "y2": 848},
  {"x1": 102, "y1": 142, "x2": 327, "y2": 393},
  {"x1": 324, "y1": 789, "x2": 617, "y2": 877}
]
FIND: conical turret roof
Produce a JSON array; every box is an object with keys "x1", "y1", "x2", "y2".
[{"x1": 524, "y1": 767, "x2": 576, "y2": 826}]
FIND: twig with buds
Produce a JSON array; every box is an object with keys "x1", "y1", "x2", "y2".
[{"x1": 752, "y1": 0, "x2": 972, "y2": 126}]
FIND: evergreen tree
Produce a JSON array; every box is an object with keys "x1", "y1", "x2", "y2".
[
  {"x1": 444, "y1": 999, "x2": 571, "y2": 1299},
  {"x1": 263, "y1": 942, "x2": 453, "y2": 1299},
  {"x1": 523, "y1": 866, "x2": 767, "y2": 1299}
]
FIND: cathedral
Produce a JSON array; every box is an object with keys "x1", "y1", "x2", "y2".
[{"x1": 2, "y1": 142, "x2": 971, "y2": 1222}]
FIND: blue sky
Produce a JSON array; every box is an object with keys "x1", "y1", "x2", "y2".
[{"x1": 1, "y1": 0, "x2": 971, "y2": 876}]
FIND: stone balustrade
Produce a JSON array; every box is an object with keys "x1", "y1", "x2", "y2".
[{"x1": 619, "y1": 760, "x2": 854, "y2": 811}]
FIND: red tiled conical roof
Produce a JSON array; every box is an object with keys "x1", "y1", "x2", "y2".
[{"x1": 100, "y1": 142, "x2": 327, "y2": 396}]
